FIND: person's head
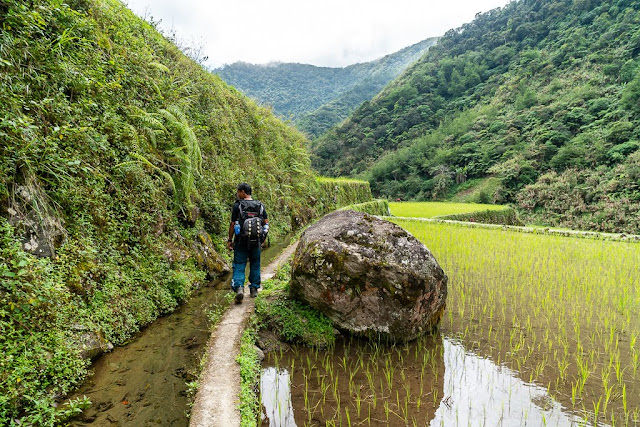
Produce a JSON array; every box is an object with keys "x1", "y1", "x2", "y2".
[{"x1": 236, "y1": 182, "x2": 252, "y2": 199}]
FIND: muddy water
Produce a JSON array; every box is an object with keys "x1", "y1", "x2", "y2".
[
  {"x1": 260, "y1": 335, "x2": 587, "y2": 427},
  {"x1": 69, "y1": 239, "x2": 290, "y2": 426}
]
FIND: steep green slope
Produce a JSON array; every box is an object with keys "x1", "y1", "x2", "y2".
[
  {"x1": 312, "y1": 0, "x2": 640, "y2": 233},
  {"x1": 0, "y1": 0, "x2": 370, "y2": 423},
  {"x1": 213, "y1": 38, "x2": 437, "y2": 136}
]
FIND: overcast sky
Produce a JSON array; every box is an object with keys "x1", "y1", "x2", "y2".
[{"x1": 124, "y1": 0, "x2": 512, "y2": 69}]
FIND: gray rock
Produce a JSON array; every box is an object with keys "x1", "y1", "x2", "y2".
[
  {"x1": 253, "y1": 345, "x2": 265, "y2": 362},
  {"x1": 290, "y1": 210, "x2": 447, "y2": 342},
  {"x1": 68, "y1": 324, "x2": 114, "y2": 360},
  {"x1": 7, "y1": 183, "x2": 66, "y2": 258},
  {"x1": 192, "y1": 230, "x2": 230, "y2": 279}
]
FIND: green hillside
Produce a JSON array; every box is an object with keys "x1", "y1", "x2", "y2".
[
  {"x1": 213, "y1": 38, "x2": 437, "y2": 137},
  {"x1": 311, "y1": 0, "x2": 640, "y2": 233},
  {"x1": 0, "y1": 0, "x2": 370, "y2": 423}
]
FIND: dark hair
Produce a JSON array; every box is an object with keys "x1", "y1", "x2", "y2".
[{"x1": 237, "y1": 182, "x2": 252, "y2": 195}]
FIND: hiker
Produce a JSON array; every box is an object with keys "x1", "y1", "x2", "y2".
[{"x1": 227, "y1": 183, "x2": 269, "y2": 303}]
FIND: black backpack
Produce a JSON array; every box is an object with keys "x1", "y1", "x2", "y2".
[{"x1": 238, "y1": 200, "x2": 265, "y2": 247}]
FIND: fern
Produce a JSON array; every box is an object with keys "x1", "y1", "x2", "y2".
[
  {"x1": 117, "y1": 154, "x2": 176, "y2": 198},
  {"x1": 158, "y1": 106, "x2": 202, "y2": 212},
  {"x1": 124, "y1": 104, "x2": 203, "y2": 212}
]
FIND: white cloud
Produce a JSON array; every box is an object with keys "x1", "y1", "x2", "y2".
[{"x1": 124, "y1": 0, "x2": 511, "y2": 68}]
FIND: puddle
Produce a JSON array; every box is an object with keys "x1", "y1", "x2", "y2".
[
  {"x1": 69, "y1": 238, "x2": 291, "y2": 425},
  {"x1": 260, "y1": 336, "x2": 591, "y2": 426}
]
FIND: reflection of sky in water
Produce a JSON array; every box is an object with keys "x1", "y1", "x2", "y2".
[
  {"x1": 260, "y1": 338, "x2": 594, "y2": 427},
  {"x1": 431, "y1": 338, "x2": 589, "y2": 427},
  {"x1": 261, "y1": 367, "x2": 296, "y2": 427}
]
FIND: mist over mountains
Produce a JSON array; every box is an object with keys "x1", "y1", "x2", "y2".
[{"x1": 213, "y1": 38, "x2": 437, "y2": 137}]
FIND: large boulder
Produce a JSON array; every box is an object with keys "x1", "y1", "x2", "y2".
[{"x1": 290, "y1": 210, "x2": 447, "y2": 342}]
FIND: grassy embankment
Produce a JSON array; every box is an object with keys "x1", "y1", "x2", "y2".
[
  {"x1": 0, "y1": 0, "x2": 371, "y2": 424},
  {"x1": 389, "y1": 201, "x2": 522, "y2": 226}
]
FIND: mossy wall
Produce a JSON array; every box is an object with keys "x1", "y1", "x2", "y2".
[
  {"x1": 315, "y1": 177, "x2": 373, "y2": 213},
  {"x1": 340, "y1": 199, "x2": 391, "y2": 216},
  {"x1": 0, "y1": 0, "x2": 370, "y2": 423}
]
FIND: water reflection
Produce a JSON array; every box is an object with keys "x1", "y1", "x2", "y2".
[
  {"x1": 260, "y1": 336, "x2": 592, "y2": 426},
  {"x1": 261, "y1": 367, "x2": 296, "y2": 427},
  {"x1": 431, "y1": 338, "x2": 588, "y2": 427}
]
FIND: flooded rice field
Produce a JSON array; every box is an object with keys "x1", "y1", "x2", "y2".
[
  {"x1": 260, "y1": 334, "x2": 587, "y2": 427},
  {"x1": 260, "y1": 220, "x2": 640, "y2": 426}
]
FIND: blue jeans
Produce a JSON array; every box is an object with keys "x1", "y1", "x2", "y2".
[{"x1": 231, "y1": 243, "x2": 261, "y2": 290}]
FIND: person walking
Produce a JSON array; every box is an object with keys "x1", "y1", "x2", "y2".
[{"x1": 227, "y1": 183, "x2": 269, "y2": 303}]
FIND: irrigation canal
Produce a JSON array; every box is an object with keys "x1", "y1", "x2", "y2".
[{"x1": 68, "y1": 237, "x2": 292, "y2": 426}]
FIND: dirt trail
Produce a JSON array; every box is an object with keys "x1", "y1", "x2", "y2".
[{"x1": 189, "y1": 242, "x2": 298, "y2": 427}]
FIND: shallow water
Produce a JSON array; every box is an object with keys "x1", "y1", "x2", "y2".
[
  {"x1": 261, "y1": 367, "x2": 296, "y2": 427},
  {"x1": 69, "y1": 238, "x2": 291, "y2": 425},
  {"x1": 432, "y1": 338, "x2": 586, "y2": 426},
  {"x1": 260, "y1": 335, "x2": 591, "y2": 427},
  {"x1": 69, "y1": 283, "x2": 227, "y2": 426}
]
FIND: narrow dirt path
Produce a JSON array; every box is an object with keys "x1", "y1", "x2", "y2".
[{"x1": 189, "y1": 242, "x2": 298, "y2": 427}]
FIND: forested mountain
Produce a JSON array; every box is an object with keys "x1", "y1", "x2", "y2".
[
  {"x1": 213, "y1": 38, "x2": 437, "y2": 137},
  {"x1": 312, "y1": 0, "x2": 640, "y2": 233},
  {"x1": 0, "y1": 0, "x2": 368, "y2": 423}
]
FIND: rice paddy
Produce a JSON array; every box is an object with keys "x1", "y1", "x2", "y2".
[
  {"x1": 260, "y1": 203, "x2": 640, "y2": 426},
  {"x1": 388, "y1": 201, "x2": 508, "y2": 218}
]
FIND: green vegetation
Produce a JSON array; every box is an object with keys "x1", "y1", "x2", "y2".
[
  {"x1": 0, "y1": 219, "x2": 93, "y2": 424},
  {"x1": 315, "y1": 177, "x2": 373, "y2": 213},
  {"x1": 255, "y1": 264, "x2": 336, "y2": 348},
  {"x1": 312, "y1": 0, "x2": 640, "y2": 233},
  {"x1": 438, "y1": 208, "x2": 523, "y2": 226},
  {"x1": 237, "y1": 328, "x2": 261, "y2": 427},
  {"x1": 0, "y1": 0, "x2": 372, "y2": 423},
  {"x1": 389, "y1": 201, "x2": 508, "y2": 218},
  {"x1": 213, "y1": 38, "x2": 437, "y2": 137},
  {"x1": 449, "y1": 177, "x2": 502, "y2": 203},
  {"x1": 340, "y1": 199, "x2": 390, "y2": 216},
  {"x1": 392, "y1": 219, "x2": 640, "y2": 424}
]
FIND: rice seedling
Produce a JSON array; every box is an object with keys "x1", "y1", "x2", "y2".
[
  {"x1": 259, "y1": 205, "x2": 638, "y2": 426},
  {"x1": 392, "y1": 218, "x2": 640, "y2": 424},
  {"x1": 260, "y1": 334, "x2": 445, "y2": 426},
  {"x1": 389, "y1": 201, "x2": 507, "y2": 218}
]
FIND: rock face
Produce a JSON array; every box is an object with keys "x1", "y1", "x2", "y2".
[
  {"x1": 290, "y1": 210, "x2": 447, "y2": 342},
  {"x1": 193, "y1": 230, "x2": 230, "y2": 279},
  {"x1": 7, "y1": 182, "x2": 66, "y2": 258}
]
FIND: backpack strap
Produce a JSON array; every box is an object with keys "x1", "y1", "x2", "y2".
[{"x1": 237, "y1": 201, "x2": 244, "y2": 221}]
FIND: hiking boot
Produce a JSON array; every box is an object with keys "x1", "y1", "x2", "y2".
[
  {"x1": 234, "y1": 286, "x2": 244, "y2": 304},
  {"x1": 249, "y1": 287, "x2": 258, "y2": 298}
]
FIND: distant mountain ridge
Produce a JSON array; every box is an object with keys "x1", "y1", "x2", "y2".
[
  {"x1": 311, "y1": 0, "x2": 640, "y2": 234},
  {"x1": 213, "y1": 38, "x2": 437, "y2": 137}
]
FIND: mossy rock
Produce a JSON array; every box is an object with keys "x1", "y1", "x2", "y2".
[{"x1": 290, "y1": 210, "x2": 448, "y2": 342}]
